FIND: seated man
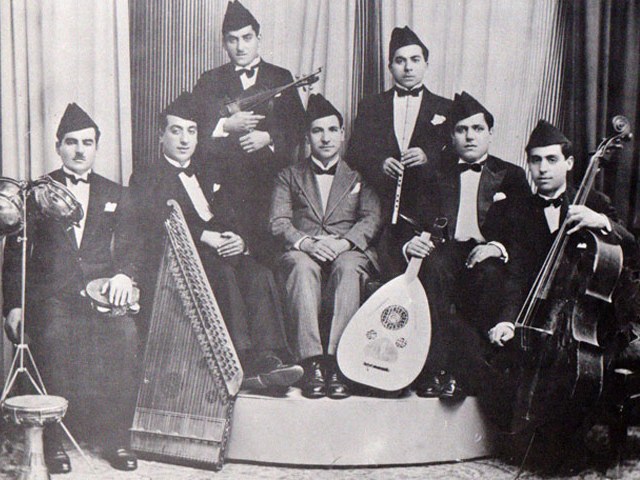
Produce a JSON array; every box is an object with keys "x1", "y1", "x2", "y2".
[
  {"x1": 3, "y1": 103, "x2": 140, "y2": 472},
  {"x1": 270, "y1": 94, "x2": 382, "y2": 399},
  {"x1": 129, "y1": 92, "x2": 302, "y2": 394},
  {"x1": 403, "y1": 92, "x2": 529, "y2": 400}
]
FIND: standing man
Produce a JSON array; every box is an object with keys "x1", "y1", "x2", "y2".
[
  {"x1": 347, "y1": 26, "x2": 452, "y2": 277},
  {"x1": 130, "y1": 92, "x2": 302, "y2": 395},
  {"x1": 404, "y1": 92, "x2": 529, "y2": 399},
  {"x1": 192, "y1": 0, "x2": 305, "y2": 264},
  {"x1": 270, "y1": 94, "x2": 382, "y2": 399},
  {"x1": 3, "y1": 103, "x2": 140, "y2": 472}
]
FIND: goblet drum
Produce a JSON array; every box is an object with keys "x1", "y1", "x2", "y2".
[
  {"x1": 30, "y1": 176, "x2": 83, "y2": 226},
  {"x1": 0, "y1": 177, "x2": 25, "y2": 236},
  {"x1": 3, "y1": 395, "x2": 68, "y2": 480}
]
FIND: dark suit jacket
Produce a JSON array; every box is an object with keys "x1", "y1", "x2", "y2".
[
  {"x1": 270, "y1": 159, "x2": 382, "y2": 269},
  {"x1": 2, "y1": 169, "x2": 138, "y2": 314},
  {"x1": 191, "y1": 60, "x2": 305, "y2": 166},
  {"x1": 346, "y1": 87, "x2": 452, "y2": 217}
]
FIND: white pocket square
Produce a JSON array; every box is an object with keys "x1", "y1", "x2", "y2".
[
  {"x1": 350, "y1": 182, "x2": 361, "y2": 194},
  {"x1": 493, "y1": 192, "x2": 507, "y2": 202},
  {"x1": 213, "y1": 183, "x2": 221, "y2": 193},
  {"x1": 431, "y1": 114, "x2": 447, "y2": 126},
  {"x1": 104, "y1": 202, "x2": 118, "y2": 212}
]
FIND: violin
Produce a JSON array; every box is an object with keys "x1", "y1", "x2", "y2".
[
  {"x1": 511, "y1": 116, "x2": 633, "y2": 433},
  {"x1": 221, "y1": 67, "x2": 322, "y2": 117}
]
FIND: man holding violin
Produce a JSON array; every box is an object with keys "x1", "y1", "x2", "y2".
[
  {"x1": 192, "y1": 0, "x2": 305, "y2": 264},
  {"x1": 2, "y1": 103, "x2": 140, "y2": 472}
]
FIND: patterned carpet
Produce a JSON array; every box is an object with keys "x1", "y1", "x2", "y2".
[{"x1": 1, "y1": 424, "x2": 640, "y2": 479}]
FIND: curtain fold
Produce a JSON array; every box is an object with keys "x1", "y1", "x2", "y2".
[
  {"x1": 1, "y1": 0, "x2": 133, "y2": 184},
  {"x1": 562, "y1": 0, "x2": 640, "y2": 230}
]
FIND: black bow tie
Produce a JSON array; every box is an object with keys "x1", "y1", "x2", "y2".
[
  {"x1": 457, "y1": 162, "x2": 485, "y2": 173},
  {"x1": 535, "y1": 195, "x2": 563, "y2": 209},
  {"x1": 170, "y1": 163, "x2": 195, "y2": 178},
  {"x1": 237, "y1": 66, "x2": 257, "y2": 79},
  {"x1": 63, "y1": 172, "x2": 90, "y2": 185},
  {"x1": 395, "y1": 86, "x2": 423, "y2": 98},
  {"x1": 311, "y1": 163, "x2": 337, "y2": 176}
]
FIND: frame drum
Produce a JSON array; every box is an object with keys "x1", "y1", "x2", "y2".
[
  {"x1": 0, "y1": 177, "x2": 25, "y2": 236},
  {"x1": 30, "y1": 176, "x2": 83, "y2": 226}
]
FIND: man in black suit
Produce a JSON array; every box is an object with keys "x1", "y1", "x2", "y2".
[
  {"x1": 404, "y1": 92, "x2": 529, "y2": 399},
  {"x1": 130, "y1": 92, "x2": 303, "y2": 395},
  {"x1": 3, "y1": 103, "x2": 140, "y2": 472},
  {"x1": 191, "y1": 0, "x2": 305, "y2": 264},
  {"x1": 347, "y1": 26, "x2": 452, "y2": 277}
]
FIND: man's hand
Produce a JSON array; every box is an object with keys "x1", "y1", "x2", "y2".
[
  {"x1": 566, "y1": 205, "x2": 610, "y2": 235},
  {"x1": 466, "y1": 244, "x2": 502, "y2": 269},
  {"x1": 383, "y1": 157, "x2": 404, "y2": 179},
  {"x1": 405, "y1": 234, "x2": 436, "y2": 259},
  {"x1": 239, "y1": 130, "x2": 271, "y2": 153},
  {"x1": 101, "y1": 273, "x2": 134, "y2": 307},
  {"x1": 488, "y1": 322, "x2": 515, "y2": 347},
  {"x1": 300, "y1": 237, "x2": 350, "y2": 263},
  {"x1": 217, "y1": 232, "x2": 245, "y2": 257},
  {"x1": 4, "y1": 308, "x2": 22, "y2": 344},
  {"x1": 401, "y1": 147, "x2": 428, "y2": 168},
  {"x1": 223, "y1": 111, "x2": 265, "y2": 134}
]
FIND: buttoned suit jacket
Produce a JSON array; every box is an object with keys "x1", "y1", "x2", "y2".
[
  {"x1": 270, "y1": 159, "x2": 382, "y2": 270},
  {"x1": 346, "y1": 87, "x2": 452, "y2": 217},
  {"x1": 2, "y1": 169, "x2": 139, "y2": 315}
]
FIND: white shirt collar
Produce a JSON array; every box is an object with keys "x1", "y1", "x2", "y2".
[
  {"x1": 394, "y1": 81, "x2": 425, "y2": 91},
  {"x1": 234, "y1": 57, "x2": 261, "y2": 71},
  {"x1": 311, "y1": 156, "x2": 340, "y2": 172},
  {"x1": 62, "y1": 166, "x2": 91, "y2": 180},
  {"x1": 163, "y1": 154, "x2": 191, "y2": 170},
  {"x1": 538, "y1": 185, "x2": 566, "y2": 200},
  {"x1": 457, "y1": 153, "x2": 489, "y2": 165}
]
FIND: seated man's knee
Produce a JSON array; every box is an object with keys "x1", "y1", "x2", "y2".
[
  {"x1": 331, "y1": 251, "x2": 367, "y2": 275},
  {"x1": 280, "y1": 251, "x2": 321, "y2": 279}
]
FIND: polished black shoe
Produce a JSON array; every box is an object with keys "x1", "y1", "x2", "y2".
[
  {"x1": 242, "y1": 355, "x2": 304, "y2": 391},
  {"x1": 326, "y1": 368, "x2": 351, "y2": 400},
  {"x1": 300, "y1": 359, "x2": 326, "y2": 399},
  {"x1": 45, "y1": 446, "x2": 71, "y2": 474},
  {"x1": 415, "y1": 372, "x2": 445, "y2": 398},
  {"x1": 109, "y1": 447, "x2": 138, "y2": 471},
  {"x1": 439, "y1": 376, "x2": 466, "y2": 401}
]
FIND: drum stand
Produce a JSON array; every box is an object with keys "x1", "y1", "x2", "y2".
[{"x1": 1, "y1": 186, "x2": 94, "y2": 476}]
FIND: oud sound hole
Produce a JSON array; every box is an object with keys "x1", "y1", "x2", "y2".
[{"x1": 380, "y1": 305, "x2": 409, "y2": 330}]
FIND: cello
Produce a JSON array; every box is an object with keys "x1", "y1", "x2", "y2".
[{"x1": 511, "y1": 116, "x2": 633, "y2": 434}]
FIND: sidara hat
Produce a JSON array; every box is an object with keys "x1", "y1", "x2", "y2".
[
  {"x1": 450, "y1": 91, "x2": 494, "y2": 129},
  {"x1": 161, "y1": 91, "x2": 198, "y2": 124},
  {"x1": 305, "y1": 94, "x2": 343, "y2": 128},
  {"x1": 525, "y1": 119, "x2": 570, "y2": 152},
  {"x1": 389, "y1": 26, "x2": 429, "y2": 63},
  {"x1": 56, "y1": 103, "x2": 100, "y2": 142},
  {"x1": 222, "y1": 0, "x2": 260, "y2": 34}
]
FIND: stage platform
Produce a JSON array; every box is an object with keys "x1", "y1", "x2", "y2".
[{"x1": 227, "y1": 388, "x2": 496, "y2": 466}]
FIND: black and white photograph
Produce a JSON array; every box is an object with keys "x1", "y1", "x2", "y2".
[{"x1": 1, "y1": 0, "x2": 640, "y2": 478}]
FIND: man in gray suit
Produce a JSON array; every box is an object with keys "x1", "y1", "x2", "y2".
[{"x1": 270, "y1": 94, "x2": 382, "y2": 399}]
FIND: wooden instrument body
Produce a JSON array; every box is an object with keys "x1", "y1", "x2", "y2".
[
  {"x1": 131, "y1": 201, "x2": 242, "y2": 470},
  {"x1": 513, "y1": 116, "x2": 632, "y2": 432},
  {"x1": 338, "y1": 237, "x2": 431, "y2": 391}
]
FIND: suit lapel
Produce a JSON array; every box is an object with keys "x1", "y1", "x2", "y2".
[
  {"x1": 477, "y1": 156, "x2": 507, "y2": 227},
  {"x1": 324, "y1": 161, "x2": 357, "y2": 221},
  {"x1": 78, "y1": 173, "x2": 103, "y2": 250},
  {"x1": 381, "y1": 90, "x2": 401, "y2": 156},
  {"x1": 48, "y1": 169, "x2": 80, "y2": 250},
  {"x1": 292, "y1": 162, "x2": 323, "y2": 222},
  {"x1": 409, "y1": 89, "x2": 433, "y2": 147}
]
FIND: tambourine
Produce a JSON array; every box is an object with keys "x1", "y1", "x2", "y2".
[
  {"x1": 83, "y1": 278, "x2": 141, "y2": 317},
  {"x1": 0, "y1": 177, "x2": 25, "y2": 236},
  {"x1": 30, "y1": 175, "x2": 83, "y2": 226}
]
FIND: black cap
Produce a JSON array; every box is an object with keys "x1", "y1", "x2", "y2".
[
  {"x1": 450, "y1": 91, "x2": 494, "y2": 129},
  {"x1": 222, "y1": 1, "x2": 260, "y2": 34},
  {"x1": 161, "y1": 92, "x2": 198, "y2": 124},
  {"x1": 526, "y1": 120, "x2": 571, "y2": 152},
  {"x1": 56, "y1": 103, "x2": 100, "y2": 142},
  {"x1": 389, "y1": 26, "x2": 429, "y2": 63},
  {"x1": 305, "y1": 94, "x2": 343, "y2": 128}
]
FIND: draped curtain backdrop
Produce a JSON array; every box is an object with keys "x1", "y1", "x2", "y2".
[
  {"x1": 562, "y1": 0, "x2": 640, "y2": 231},
  {"x1": 1, "y1": 0, "x2": 133, "y2": 184}
]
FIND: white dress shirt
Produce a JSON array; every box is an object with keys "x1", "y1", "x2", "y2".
[
  {"x1": 539, "y1": 186, "x2": 565, "y2": 234},
  {"x1": 454, "y1": 155, "x2": 488, "y2": 242},
  {"x1": 62, "y1": 166, "x2": 90, "y2": 247},
  {"x1": 164, "y1": 155, "x2": 214, "y2": 222},
  {"x1": 393, "y1": 84, "x2": 423, "y2": 153}
]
